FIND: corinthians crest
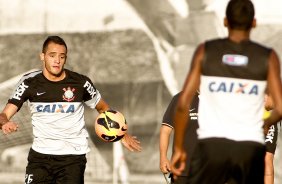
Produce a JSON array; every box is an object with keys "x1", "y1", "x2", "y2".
[{"x1": 63, "y1": 87, "x2": 76, "y2": 102}]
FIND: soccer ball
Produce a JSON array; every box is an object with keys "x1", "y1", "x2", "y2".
[{"x1": 94, "y1": 110, "x2": 128, "y2": 142}]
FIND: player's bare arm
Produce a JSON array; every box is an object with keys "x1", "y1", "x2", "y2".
[
  {"x1": 0, "y1": 103, "x2": 19, "y2": 134},
  {"x1": 159, "y1": 125, "x2": 172, "y2": 173},
  {"x1": 121, "y1": 133, "x2": 142, "y2": 152},
  {"x1": 171, "y1": 43, "x2": 204, "y2": 176},
  {"x1": 264, "y1": 50, "x2": 282, "y2": 130},
  {"x1": 95, "y1": 98, "x2": 110, "y2": 113}
]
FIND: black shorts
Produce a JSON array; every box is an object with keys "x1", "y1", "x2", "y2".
[
  {"x1": 169, "y1": 173, "x2": 189, "y2": 184},
  {"x1": 25, "y1": 149, "x2": 87, "y2": 184},
  {"x1": 265, "y1": 123, "x2": 279, "y2": 154},
  {"x1": 187, "y1": 138, "x2": 265, "y2": 184}
]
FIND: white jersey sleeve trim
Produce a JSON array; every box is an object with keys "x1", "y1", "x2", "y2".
[
  {"x1": 84, "y1": 91, "x2": 101, "y2": 109},
  {"x1": 161, "y1": 123, "x2": 174, "y2": 129}
]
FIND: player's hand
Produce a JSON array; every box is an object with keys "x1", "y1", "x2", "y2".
[
  {"x1": 170, "y1": 147, "x2": 186, "y2": 179},
  {"x1": 121, "y1": 133, "x2": 142, "y2": 152},
  {"x1": 1, "y1": 121, "x2": 19, "y2": 135},
  {"x1": 160, "y1": 157, "x2": 171, "y2": 174}
]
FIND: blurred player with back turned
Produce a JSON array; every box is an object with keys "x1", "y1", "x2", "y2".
[{"x1": 171, "y1": 0, "x2": 282, "y2": 183}]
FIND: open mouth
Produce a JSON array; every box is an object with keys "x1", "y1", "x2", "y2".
[{"x1": 52, "y1": 66, "x2": 60, "y2": 69}]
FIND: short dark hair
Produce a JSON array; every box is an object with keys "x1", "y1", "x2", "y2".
[
  {"x1": 42, "y1": 36, "x2": 67, "y2": 53},
  {"x1": 226, "y1": 0, "x2": 255, "y2": 30}
]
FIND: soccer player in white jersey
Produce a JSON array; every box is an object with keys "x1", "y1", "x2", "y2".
[
  {"x1": 170, "y1": 0, "x2": 282, "y2": 183},
  {"x1": 0, "y1": 36, "x2": 141, "y2": 184}
]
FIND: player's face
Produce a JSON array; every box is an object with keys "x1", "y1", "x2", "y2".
[{"x1": 40, "y1": 42, "x2": 67, "y2": 81}]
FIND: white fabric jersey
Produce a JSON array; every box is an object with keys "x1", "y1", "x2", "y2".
[
  {"x1": 8, "y1": 69, "x2": 101, "y2": 155},
  {"x1": 198, "y1": 76, "x2": 266, "y2": 143},
  {"x1": 199, "y1": 38, "x2": 271, "y2": 144}
]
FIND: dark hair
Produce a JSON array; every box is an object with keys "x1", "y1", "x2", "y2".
[
  {"x1": 226, "y1": 0, "x2": 255, "y2": 30},
  {"x1": 42, "y1": 36, "x2": 67, "y2": 53}
]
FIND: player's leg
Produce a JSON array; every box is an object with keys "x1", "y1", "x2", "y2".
[
  {"x1": 187, "y1": 138, "x2": 231, "y2": 184},
  {"x1": 25, "y1": 149, "x2": 53, "y2": 183},
  {"x1": 53, "y1": 154, "x2": 87, "y2": 184},
  {"x1": 228, "y1": 141, "x2": 265, "y2": 184}
]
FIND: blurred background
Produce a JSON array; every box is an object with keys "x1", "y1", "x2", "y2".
[{"x1": 0, "y1": 0, "x2": 282, "y2": 183}]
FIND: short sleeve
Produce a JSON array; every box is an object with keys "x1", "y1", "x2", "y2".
[
  {"x1": 8, "y1": 78, "x2": 30, "y2": 110},
  {"x1": 162, "y1": 93, "x2": 180, "y2": 128},
  {"x1": 83, "y1": 77, "x2": 101, "y2": 109}
]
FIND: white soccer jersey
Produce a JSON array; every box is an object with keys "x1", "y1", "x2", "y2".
[
  {"x1": 8, "y1": 69, "x2": 101, "y2": 155},
  {"x1": 198, "y1": 38, "x2": 271, "y2": 143},
  {"x1": 198, "y1": 76, "x2": 266, "y2": 143}
]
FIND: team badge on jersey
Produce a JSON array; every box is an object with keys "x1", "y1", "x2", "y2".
[
  {"x1": 62, "y1": 87, "x2": 76, "y2": 102},
  {"x1": 222, "y1": 54, "x2": 248, "y2": 66}
]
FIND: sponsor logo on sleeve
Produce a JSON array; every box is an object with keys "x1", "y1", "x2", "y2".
[
  {"x1": 12, "y1": 82, "x2": 29, "y2": 100},
  {"x1": 84, "y1": 81, "x2": 97, "y2": 98},
  {"x1": 265, "y1": 125, "x2": 275, "y2": 143}
]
